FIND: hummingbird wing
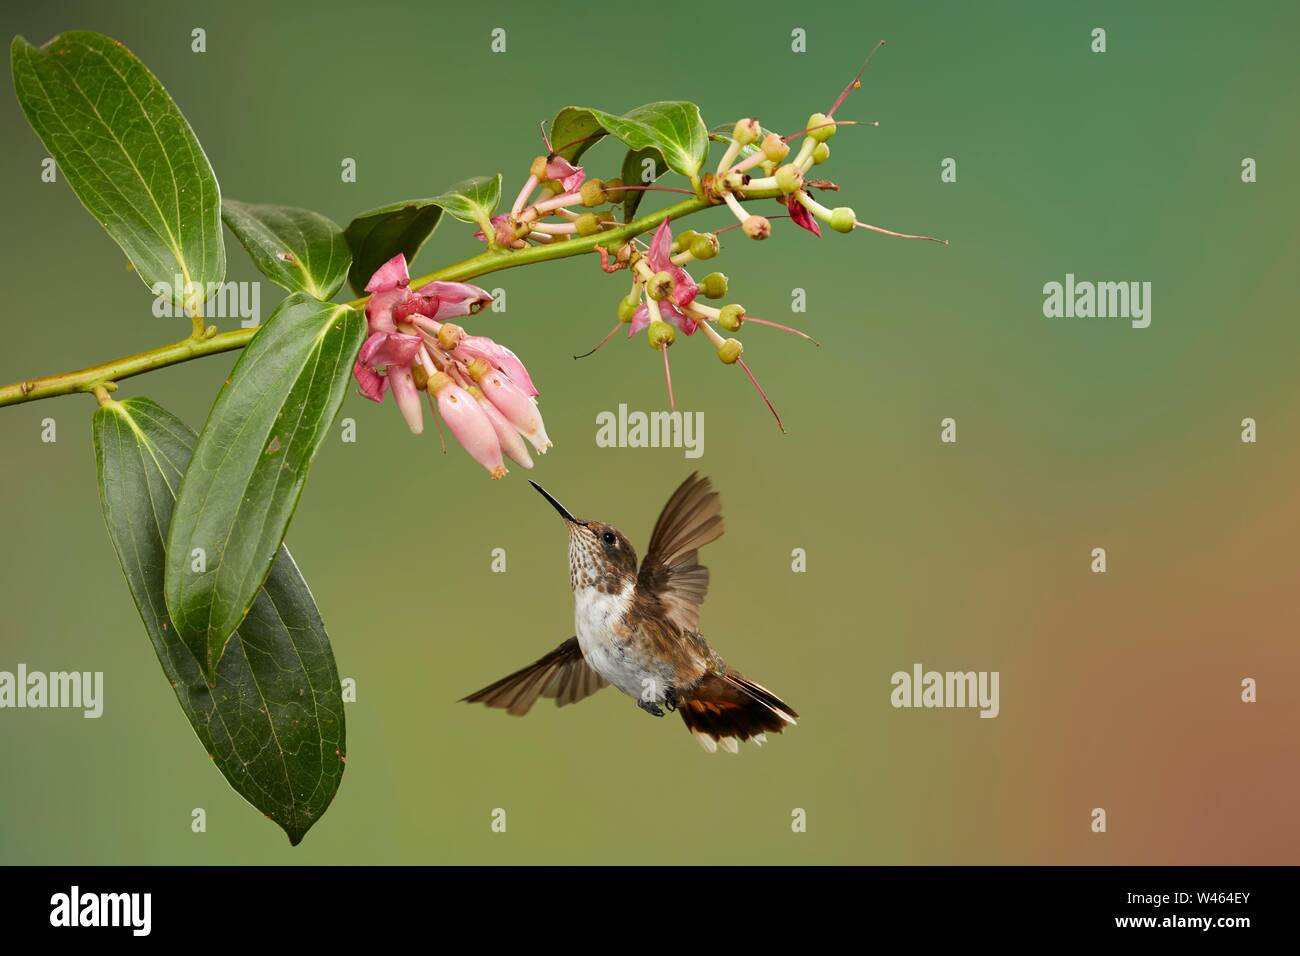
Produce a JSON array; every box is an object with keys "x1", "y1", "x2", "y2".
[
  {"x1": 461, "y1": 637, "x2": 608, "y2": 716},
  {"x1": 636, "y1": 472, "x2": 724, "y2": 634}
]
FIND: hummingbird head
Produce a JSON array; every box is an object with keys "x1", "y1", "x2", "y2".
[{"x1": 529, "y1": 480, "x2": 638, "y2": 593}]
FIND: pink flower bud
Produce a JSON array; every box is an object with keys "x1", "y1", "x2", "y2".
[
  {"x1": 387, "y1": 364, "x2": 424, "y2": 434},
  {"x1": 545, "y1": 156, "x2": 585, "y2": 192},
  {"x1": 471, "y1": 361, "x2": 551, "y2": 453},
  {"x1": 432, "y1": 377, "x2": 507, "y2": 479}
]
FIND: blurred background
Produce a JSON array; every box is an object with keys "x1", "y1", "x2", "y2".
[{"x1": 0, "y1": 0, "x2": 1296, "y2": 864}]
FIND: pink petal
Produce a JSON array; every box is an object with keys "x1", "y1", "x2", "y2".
[
  {"x1": 365, "y1": 286, "x2": 409, "y2": 334},
  {"x1": 627, "y1": 302, "x2": 651, "y2": 336},
  {"x1": 545, "y1": 156, "x2": 585, "y2": 192},
  {"x1": 353, "y1": 361, "x2": 388, "y2": 402},
  {"x1": 359, "y1": 331, "x2": 422, "y2": 368},
  {"x1": 365, "y1": 253, "x2": 411, "y2": 293},
  {"x1": 387, "y1": 364, "x2": 424, "y2": 434},
  {"x1": 648, "y1": 219, "x2": 674, "y2": 268},
  {"x1": 660, "y1": 301, "x2": 699, "y2": 336},
  {"x1": 421, "y1": 281, "x2": 493, "y2": 319},
  {"x1": 457, "y1": 336, "x2": 538, "y2": 397},
  {"x1": 438, "y1": 384, "x2": 507, "y2": 478},
  {"x1": 474, "y1": 391, "x2": 533, "y2": 469},
  {"x1": 783, "y1": 195, "x2": 821, "y2": 237},
  {"x1": 478, "y1": 368, "x2": 551, "y2": 453}
]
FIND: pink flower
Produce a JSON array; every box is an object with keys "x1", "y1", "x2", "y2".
[
  {"x1": 545, "y1": 155, "x2": 585, "y2": 192},
  {"x1": 350, "y1": 254, "x2": 548, "y2": 477},
  {"x1": 627, "y1": 301, "x2": 699, "y2": 337},
  {"x1": 646, "y1": 220, "x2": 699, "y2": 309}
]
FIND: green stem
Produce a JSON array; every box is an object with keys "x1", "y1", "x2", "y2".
[{"x1": 0, "y1": 191, "x2": 757, "y2": 409}]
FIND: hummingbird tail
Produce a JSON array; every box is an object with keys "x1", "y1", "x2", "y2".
[{"x1": 678, "y1": 672, "x2": 798, "y2": 754}]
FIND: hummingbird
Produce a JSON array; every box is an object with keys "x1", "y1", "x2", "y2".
[{"x1": 463, "y1": 473, "x2": 798, "y2": 752}]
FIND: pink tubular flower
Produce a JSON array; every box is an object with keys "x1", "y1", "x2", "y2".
[
  {"x1": 351, "y1": 254, "x2": 547, "y2": 477},
  {"x1": 428, "y1": 373, "x2": 506, "y2": 479},
  {"x1": 627, "y1": 300, "x2": 698, "y2": 338}
]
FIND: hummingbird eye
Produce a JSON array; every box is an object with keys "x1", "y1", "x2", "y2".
[{"x1": 601, "y1": 530, "x2": 617, "y2": 546}]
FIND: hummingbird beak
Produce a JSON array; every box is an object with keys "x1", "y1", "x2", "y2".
[{"x1": 528, "y1": 480, "x2": 579, "y2": 524}]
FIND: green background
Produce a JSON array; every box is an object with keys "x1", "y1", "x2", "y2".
[{"x1": 1, "y1": 0, "x2": 1296, "y2": 864}]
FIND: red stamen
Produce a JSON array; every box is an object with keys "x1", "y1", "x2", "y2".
[
  {"x1": 737, "y1": 358, "x2": 784, "y2": 433},
  {"x1": 550, "y1": 132, "x2": 604, "y2": 158},
  {"x1": 539, "y1": 121, "x2": 553, "y2": 153},
  {"x1": 574, "y1": 322, "x2": 623, "y2": 360},
  {"x1": 662, "y1": 346, "x2": 676, "y2": 410},
  {"x1": 856, "y1": 221, "x2": 948, "y2": 244},
  {"x1": 829, "y1": 40, "x2": 886, "y2": 117},
  {"x1": 741, "y1": 315, "x2": 821, "y2": 345}
]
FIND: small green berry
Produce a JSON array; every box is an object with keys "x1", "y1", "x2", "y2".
[
  {"x1": 733, "y1": 118, "x2": 761, "y2": 146},
  {"x1": 700, "y1": 272, "x2": 729, "y2": 299},
  {"x1": 617, "y1": 295, "x2": 639, "y2": 323},
  {"x1": 830, "y1": 207, "x2": 856, "y2": 233},
  {"x1": 761, "y1": 133, "x2": 789, "y2": 163},
  {"x1": 575, "y1": 213, "x2": 600, "y2": 237},
  {"x1": 742, "y1": 216, "x2": 771, "y2": 240},
  {"x1": 647, "y1": 271, "x2": 675, "y2": 301},
  {"x1": 579, "y1": 178, "x2": 606, "y2": 207},
  {"x1": 806, "y1": 112, "x2": 835, "y2": 143},
  {"x1": 689, "y1": 233, "x2": 719, "y2": 260},
  {"x1": 671, "y1": 229, "x2": 700, "y2": 254},
  {"x1": 717, "y1": 338, "x2": 744, "y2": 364},
  {"x1": 648, "y1": 320, "x2": 676, "y2": 350},
  {"x1": 812, "y1": 142, "x2": 830, "y2": 165},
  {"x1": 718, "y1": 303, "x2": 745, "y2": 332},
  {"x1": 775, "y1": 164, "x2": 803, "y2": 194},
  {"x1": 604, "y1": 178, "x2": 627, "y2": 203}
]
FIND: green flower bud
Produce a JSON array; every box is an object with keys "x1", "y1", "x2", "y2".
[
  {"x1": 718, "y1": 303, "x2": 745, "y2": 332},
  {"x1": 411, "y1": 364, "x2": 429, "y2": 391},
  {"x1": 671, "y1": 229, "x2": 700, "y2": 254},
  {"x1": 700, "y1": 272, "x2": 729, "y2": 299},
  {"x1": 575, "y1": 212, "x2": 601, "y2": 237},
  {"x1": 742, "y1": 215, "x2": 771, "y2": 240},
  {"x1": 717, "y1": 338, "x2": 744, "y2": 364},
  {"x1": 604, "y1": 177, "x2": 628, "y2": 203},
  {"x1": 812, "y1": 142, "x2": 830, "y2": 165},
  {"x1": 733, "y1": 117, "x2": 761, "y2": 146},
  {"x1": 529, "y1": 155, "x2": 549, "y2": 180},
  {"x1": 437, "y1": 322, "x2": 465, "y2": 350},
  {"x1": 806, "y1": 112, "x2": 835, "y2": 143},
  {"x1": 618, "y1": 294, "x2": 640, "y2": 323},
  {"x1": 647, "y1": 319, "x2": 676, "y2": 350},
  {"x1": 830, "y1": 207, "x2": 856, "y2": 233},
  {"x1": 761, "y1": 133, "x2": 790, "y2": 163},
  {"x1": 689, "y1": 233, "x2": 719, "y2": 260},
  {"x1": 775, "y1": 163, "x2": 803, "y2": 194},
  {"x1": 647, "y1": 270, "x2": 675, "y2": 301},
  {"x1": 579, "y1": 178, "x2": 606, "y2": 207}
]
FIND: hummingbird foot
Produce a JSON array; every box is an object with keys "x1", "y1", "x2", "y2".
[
  {"x1": 663, "y1": 688, "x2": 680, "y2": 713},
  {"x1": 637, "y1": 699, "x2": 665, "y2": 718}
]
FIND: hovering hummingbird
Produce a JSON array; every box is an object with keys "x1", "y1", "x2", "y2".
[{"x1": 463, "y1": 473, "x2": 798, "y2": 752}]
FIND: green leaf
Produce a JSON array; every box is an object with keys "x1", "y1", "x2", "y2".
[
  {"x1": 428, "y1": 174, "x2": 501, "y2": 225},
  {"x1": 619, "y1": 147, "x2": 667, "y2": 222},
  {"x1": 341, "y1": 175, "x2": 500, "y2": 295},
  {"x1": 94, "y1": 397, "x2": 345, "y2": 845},
  {"x1": 222, "y1": 200, "x2": 350, "y2": 300},
  {"x1": 11, "y1": 31, "x2": 224, "y2": 310},
  {"x1": 548, "y1": 106, "x2": 609, "y2": 163},
  {"x1": 579, "y1": 102, "x2": 709, "y2": 181},
  {"x1": 342, "y1": 199, "x2": 444, "y2": 297},
  {"x1": 164, "y1": 294, "x2": 365, "y2": 679}
]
